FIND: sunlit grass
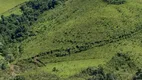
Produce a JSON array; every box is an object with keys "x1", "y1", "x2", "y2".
[{"x1": 0, "y1": 0, "x2": 28, "y2": 15}]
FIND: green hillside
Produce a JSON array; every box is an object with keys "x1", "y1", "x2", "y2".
[{"x1": 1, "y1": 0, "x2": 142, "y2": 80}]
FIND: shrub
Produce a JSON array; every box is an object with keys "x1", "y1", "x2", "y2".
[
  {"x1": 133, "y1": 69, "x2": 142, "y2": 80},
  {"x1": 105, "y1": 0, "x2": 126, "y2": 4},
  {"x1": 82, "y1": 67, "x2": 98, "y2": 75},
  {"x1": 52, "y1": 67, "x2": 58, "y2": 72},
  {"x1": 82, "y1": 66, "x2": 117, "y2": 80},
  {"x1": 13, "y1": 75, "x2": 25, "y2": 80},
  {"x1": 5, "y1": 53, "x2": 15, "y2": 63},
  {"x1": 0, "y1": 56, "x2": 8, "y2": 70},
  {"x1": 106, "y1": 53, "x2": 137, "y2": 71},
  {"x1": 1, "y1": 63, "x2": 8, "y2": 70}
]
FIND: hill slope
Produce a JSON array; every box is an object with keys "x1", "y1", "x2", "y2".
[{"x1": 1, "y1": 0, "x2": 142, "y2": 80}]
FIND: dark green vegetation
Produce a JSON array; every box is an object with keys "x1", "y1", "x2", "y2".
[
  {"x1": 0, "y1": 0, "x2": 59, "y2": 60},
  {"x1": 0, "y1": 0, "x2": 57, "y2": 43},
  {"x1": 105, "y1": 0, "x2": 126, "y2": 4},
  {"x1": 1, "y1": 0, "x2": 142, "y2": 80}
]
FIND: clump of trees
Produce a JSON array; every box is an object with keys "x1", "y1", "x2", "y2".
[
  {"x1": 0, "y1": 0, "x2": 61, "y2": 69},
  {"x1": 106, "y1": 53, "x2": 137, "y2": 71},
  {"x1": 82, "y1": 66, "x2": 116, "y2": 80},
  {"x1": 0, "y1": 0, "x2": 58, "y2": 43},
  {"x1": 105, "y1": 0, "x2": 126, "y2": 4}
]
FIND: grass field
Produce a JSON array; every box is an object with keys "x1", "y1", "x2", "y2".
[
  {"x1": 0, "y1": 0, "x2": 28, "y2": 15},
  {"x1": 22, "y1": 59, "x2": 106, "y2": 78}
]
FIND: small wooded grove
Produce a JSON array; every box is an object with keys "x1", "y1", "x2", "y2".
[
  {"x1": 0, "y1": 0, "x2": 62, "y2": 58},
  {"x1": 0, "y1": 0, "x2": 62, "y2": 70},
  {"x1": 0, "y1": 0, "x2": 58, "y2": 43}
]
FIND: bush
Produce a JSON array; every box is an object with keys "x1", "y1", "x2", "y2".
[
  {"x1": 106, "y1": 53, "x2": 136, "y2": 71},
  {"x1": 13, "y1": 75, "x2": 25, "y2": 80},
  {"x1": 82, "y1": 67, "x2": 98, "y2": 75},
  {"x1": 133, "y1": 69, "x2": 142, "y2": 80},
  {"x1": 105, "y1": 0, "x2": 126, "y2": 4},
  {"x1": 0, "y1": 56, "x2": 8, "y2": 70},
  {"x1": 82, "y1": 66, "x2": 116, "y2": 80},
  {"x1": 1, "y1": 62, "x2": 8, "y2": 70},
  {"x1": 5, "y1": 53, "x2": 15, "y2": 63},
  {"x1": 52, "y1": 67, "x2": 58, "y2": 72}
]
